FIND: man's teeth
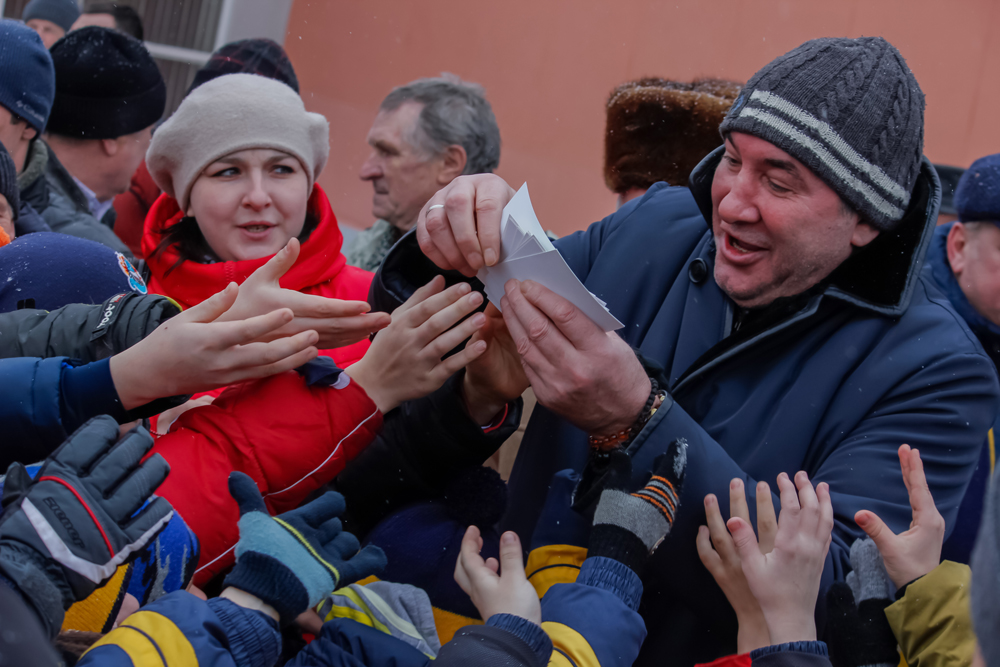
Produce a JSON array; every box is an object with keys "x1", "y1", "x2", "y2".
[{"x1": 731, "y1": 237, "x2": 751, "y2": 253}]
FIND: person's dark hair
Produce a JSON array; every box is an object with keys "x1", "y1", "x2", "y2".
[
  {"x1": 84, "y1": 2, "x2": 143, "y2": 41},
  {"x1": 154, "y1": 211, "x2": 320, "y2": 275},
  {"x1": 380, "y1": 73, "x2": 500, "y2": 175}
]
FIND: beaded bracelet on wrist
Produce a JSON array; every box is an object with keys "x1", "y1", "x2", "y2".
[{"x1": 588, "y1": 379, "x2": 661, "y2": 451}]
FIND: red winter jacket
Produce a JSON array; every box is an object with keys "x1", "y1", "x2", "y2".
[
  {"x1": 141, "y1": 184, "x2": 374, "y2": 367},
  {"x1": 150, "y1": 369, "x2": 383, "y2": 586}
]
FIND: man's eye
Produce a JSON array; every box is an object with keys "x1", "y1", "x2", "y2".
[
  {"x1": 211, "y1": 167, "x2": 239, "y2": 177},
  {"x1": 274, "y1": 165, "x2": 295, "y2": 174},
  {"x1": 768, "y1": 180, "x2": 790, "y2": 194},
  {"x1": 723, "y1": 155, "x2": 740, "y2": 167}
]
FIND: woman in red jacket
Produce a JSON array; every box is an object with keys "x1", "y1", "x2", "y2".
[
  {"x1": 136, "y1": 72, "x2": 495, "y2": 581},
  {"x1": 143, "y1": 72, "x2": 386, "y2": 369}
]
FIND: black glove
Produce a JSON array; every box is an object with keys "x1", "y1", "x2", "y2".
[
  {"x1": 0, "y1": 416, "x2": 173, "y2": 638},
  {"x1": 571, "y1": 446, "x2": 633, "y2": 519}
]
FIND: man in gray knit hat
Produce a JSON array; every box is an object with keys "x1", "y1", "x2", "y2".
[{"x1": 361, "y1": 37, "x2": 998, "y2": 665}]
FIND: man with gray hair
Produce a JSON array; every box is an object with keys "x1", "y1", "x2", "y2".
[{"x1": 346, "y1": 74, "x2": 501, "y2": 272}]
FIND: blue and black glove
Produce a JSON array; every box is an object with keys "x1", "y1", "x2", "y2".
[
  {"x1": 0, "y1": 416, "x2": 173, "y2": 638},
  {"x1": 223, "y1": 472, "x2": 387, "y2": 625}
]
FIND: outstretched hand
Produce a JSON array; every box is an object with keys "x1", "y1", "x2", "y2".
[
  {"x1": 224, "y1": 472, "x2": 385, "y2": 624},
  {"x1": 0, "y1": 417, "x2": 173, "y2": 636},
  {"x1": 696, "y1": 479, "x2": 776, "y2": 654},
  {"x1": 462, "y1": 302, "x2": 529, "y2": 424},
  {"x1": 110, "y1": 282, "x2": 319, "y2": 410},
  {"x1": 347, "y1": 275, "x2": 488, "y2": 413},
  {"x1": 727, "y1": 472, "x2": 833, "y2": 645},
  {"x1": 218, "y1": 238, "x2": 390, "y2": 349},
  {"x1": 454, "y1": 526, "x2": 541, "y2": 625},
  {"x1": 854, "y1": 445, "x2": 945, "y2": 589}
]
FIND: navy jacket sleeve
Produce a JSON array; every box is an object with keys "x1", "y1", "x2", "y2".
[
  {"x1": 77, "y1": 591, "x2": 280, "y2": 667},
  {"x1": 751, "y1": 642, "x2": 832, "y2": 667},
  {"x1": 0, "y1": 356, "x2": 127, "y2": 469}
]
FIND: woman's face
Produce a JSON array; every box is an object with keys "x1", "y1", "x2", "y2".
[{"x1": 188, "y1": 148, "x2": 310, "y2": 262}]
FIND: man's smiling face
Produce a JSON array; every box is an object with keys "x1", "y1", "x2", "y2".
[{"x1": 710, "y1": 132, "x2": 880, "y2": 308}]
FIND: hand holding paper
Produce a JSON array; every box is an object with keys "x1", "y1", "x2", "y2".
[{"x1": 476, "y1": 184, "x2": 624, "y2": 332}]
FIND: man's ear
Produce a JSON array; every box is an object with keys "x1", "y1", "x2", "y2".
[
  {"x1": 21, "y1": 124, "x2": 37, "y2": 142},
  {"x1": 436, "y1": 144, "x2": 467, "y2": 184},
  {"x1": 850, "y1": 221, "x2": 880, "y2": 248},
  {"x1": 101, "y1": 137, "x2": 120, "y2": 157},
  {"x1": 947, "y1": 222, "x2": 968, "y2": 275}
]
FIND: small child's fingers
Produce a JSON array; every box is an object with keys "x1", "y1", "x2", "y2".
[
  {"x1": 704, "y1": 494, "x2": 738, "y2": 561},
  {"x1": 755, "y1": 481, "x2": 777, "y2": 554},
  {"x1": 729, "y1": 478, "x2": 751, "y2": 525},
  {"x1": 776, "y1": 472, "x2": 799, "y2": 513},
  {"x1": 794, "y1": 471, "x2": 818, "y2": 510}
]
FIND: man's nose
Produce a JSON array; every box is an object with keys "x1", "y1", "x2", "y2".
[
  {"x1": 717, "y1": 176, "x2": 760, "y2": 225},
  {"x1": 359, "y1": 154, "x2": 382, "y2": 181}
]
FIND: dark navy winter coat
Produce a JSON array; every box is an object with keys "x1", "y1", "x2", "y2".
[
  {"x1": 923, "y1": 222, "x2": 1000, "y2": 563},
  {"x1": 494, "y1": 150, "x2": 999, "y2": 665}
]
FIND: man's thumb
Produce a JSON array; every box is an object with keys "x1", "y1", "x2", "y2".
[{"x1": 185, "y1": 282, "x2": 238, "y2": 323}]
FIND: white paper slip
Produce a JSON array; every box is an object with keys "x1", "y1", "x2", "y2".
[{"x1": 477, "y1": 184, "x2": 624, "y2": 331}]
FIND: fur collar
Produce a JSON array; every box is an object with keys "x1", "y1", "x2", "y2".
[{"x1": 688, "y1": 146, "x2": 941, "y2": 316}]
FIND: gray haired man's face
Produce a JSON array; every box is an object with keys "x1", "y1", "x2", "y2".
[{"x1": 359, "y1": 102, "x2": 451, "y2": 232}]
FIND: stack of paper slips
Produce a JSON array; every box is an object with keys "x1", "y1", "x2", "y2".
[{"x1": 476, "y1": 184, "x2": 624, "y2": 331}]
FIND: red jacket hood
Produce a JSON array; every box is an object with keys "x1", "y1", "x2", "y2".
[{"x1": 142, "y1": 184, "x2": 349, "y2": 309}]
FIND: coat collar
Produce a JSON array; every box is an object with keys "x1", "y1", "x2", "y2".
[{"x1": 688, "y1": 146, "x2": 942, "y2": 317}]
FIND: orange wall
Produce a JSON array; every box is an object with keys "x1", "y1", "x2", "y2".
[{"x1": 285, "y1": 0, "x2": 1000, "y2": 237}]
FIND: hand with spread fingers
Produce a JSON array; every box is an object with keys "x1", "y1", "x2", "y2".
[
  {"x1": 696, "y1": 478, "x2": 777, "y2": 653},
  {"x1": 454, "y1": 526, "x2": 541, "y2": 625},
  {"x1": 223, "y1": 472, "x2": 386, "y2": 625},
  {"x1": 498, "y1": 278, "x2": 650, "y2": 436},
  {"x1": 347, "y1": 275, "x2": 488, "y2": 414},
  {"x1": 217, "y1": 238, "x2": 390, "y2": 349},
  {"x1": 854, "y1": 444, "x2": 946, "y2": 589},
  {"x1": 0, "y1": 417, "x2": 173, "y2": 638},
  {"x1": 416, "y1": 174, "x2": 516, "y2": 277},
  {"x1": 109, "y1": 281, "x2": 320, "y2": 410},
  {"x1": 727, "y1": 472, "x2": 834, "y2": 646},
  {"x1": 461, "y1": 301, "x2": 529, "y2": 425}
]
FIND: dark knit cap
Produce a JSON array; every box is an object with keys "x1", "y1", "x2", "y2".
[
  {"x1": 0, "y1": 232, "x2": 146, "y2": 313},
  {"x1": 605, "y1": 77, "x2": 741, "y2": 194},
  {"x1": 187, "y1": 38, "x2": 299, "y2": 96},
  {"x1": 720, "y1": 37, "x2": 925, "y2": 231},
  {"x1": 954, "y1": 154, "x2": 1000, "y2": 225},
  {"x1": 47, "y1": 26, "x2": 165, "y2": 139},
  {"x1": 0, "y1": 141, "x2": 21, "y2": 220},
  {"x1": 0, "y1": 20, "x2": 55, "y2": 133},
  {"x1": 22, "y1": 0, "x2": 80, "y2": 32}
]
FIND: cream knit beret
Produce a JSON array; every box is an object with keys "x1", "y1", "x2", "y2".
[{"x1": 146, "y1": 73, "x2": 330, "y2": 211}]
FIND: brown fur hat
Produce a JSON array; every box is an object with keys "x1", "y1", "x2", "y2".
[{"x1": 604, "y1": 77, "x2": 742, "y2": 194}]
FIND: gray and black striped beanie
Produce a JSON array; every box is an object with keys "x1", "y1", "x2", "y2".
[{"x1": 719, "y1": 37, "x2": 925, "y2": 231}]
